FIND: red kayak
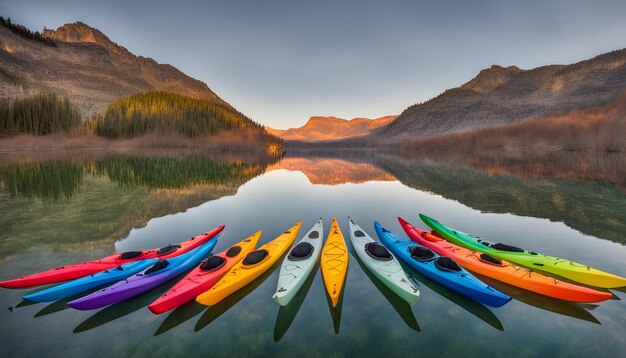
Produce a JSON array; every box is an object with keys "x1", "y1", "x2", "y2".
[
  {"x1": 148, "y1": 230, "x2": 261, "y2": 314},
  {"x1": 0, "y1": 225, "x2": 225, "y2": 289}
]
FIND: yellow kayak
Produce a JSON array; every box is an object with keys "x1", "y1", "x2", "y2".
[
  {"x1": 196, "y1": 221, "x2": 302, "y2": 306},
  {"x1": 321, "y1": 217, "x2": 349, "y2": 307}
]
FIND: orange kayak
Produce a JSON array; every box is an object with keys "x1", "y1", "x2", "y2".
[{"x1": 399, "y1": 217, "x2": 612, "y2": 303}]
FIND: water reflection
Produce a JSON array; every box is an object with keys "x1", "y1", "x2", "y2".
[
  {"x1": 0, "y1": 160, "x2": 83, "y2": 200},
  {"x1": 273, "y1": 263, "x2": 318, "y2": 341},
  {"x1": 0, "y1": 151, "x2": 281, "y2": 259},
  {"x1": 326, "y1": 286, "x2": 344, "y2": 334},
  {"x1": 0, "y1": 149, "x2": 624, "y2": 357},
  {"x1": 353, "y1": 253, "x2": 420, "y2": 331},
  {"x1": 403, "y1": 265, "x2": 504, "y2": 331},
  {"x1": 73, "y1": 279, "x2": 175, "y2": 333},
  {"x1": 278, "y1": 150, "x2": 626, "y2": 244},
  {"x1": 268, "y1": 157, "x2": 394, "y2": 185},
  {"x1": 476, "y1": 274, "x2": 600, "y2": 324},
  {"x1": 154, "y1": 302, "x2": 206, "y2": 336}
]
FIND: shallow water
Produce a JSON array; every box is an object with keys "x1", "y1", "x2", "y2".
[{"x1": 0, "y1": 150, "x2": 624, "y2": 357}]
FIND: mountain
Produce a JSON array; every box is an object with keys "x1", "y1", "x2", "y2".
[
  {"x1": 402, "y1": 92, "x2": 626, "y2": 152},
  {"x1": 376, "y1": 49, "x2": 626, "y2": 142},
  {"x1": 267, "y1": 115, "x2": 396, "y2": 142},
  {"x1": 0, "y1": 20, "x2": 229, "y2": 118}
]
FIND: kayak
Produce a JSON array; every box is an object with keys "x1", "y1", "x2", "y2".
[
  {"x1": 196, "y1": 221, "x2": 302, "y2": 306},
  {"x1": 0, "y1": 225, "x2": 224, "y2": 289},
  {"x1": 399, "y1": 217, "x2": 612, "y2": 303},
  {"x1": 321, "y1": 217, "x2": 349, "y2": 307},
  {"x1": 68, "y1": 237, "x2": 218, "y2": 310},
  {"x1": 148, "y1": 231, "x2": 261, "y2": 314},
  {"x1": 375, "y1": 222, "x2": 511, "y2": 308},
  {"x1": 348, "y1": 218, "x2": 419, "y2": 304},
  {"x1": 23, "y1": 259, "x2": 159, "y2": 303},
  {"x1": 420, "y1": 214, "x2": 626, "y2": 289},
  {"x1": 273, "y1": 219, "x2": 324, "y2": 306}
]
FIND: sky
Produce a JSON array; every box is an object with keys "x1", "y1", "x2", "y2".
[{"x1": 1, "y1": 0, "x2": 626, "y2": 128}]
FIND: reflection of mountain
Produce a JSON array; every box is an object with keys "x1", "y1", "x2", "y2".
[
  {"x1": 0, "y1": 151, "x2": 278, "y2": 259},
  {"x1": 267, "y1": 156, "x2": 395, "y2": 185},
  {"x1": 272, "y1": 149, "x2": 625, "y2": 243},
  {"x1": 373, "y1": 152, "x2": 625, "y2": 243}
]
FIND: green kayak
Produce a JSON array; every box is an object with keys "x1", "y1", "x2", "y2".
[{"x1": 420, "y1": 214, "x2": 626, "y2": 289}]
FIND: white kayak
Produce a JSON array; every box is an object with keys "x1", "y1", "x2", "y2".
[
  {"x1": 348, "y1": 218, "x2": 419, "y2": 304},
  {"x1": 273, "y1": 219, "x2": 325, "y2": 306}
]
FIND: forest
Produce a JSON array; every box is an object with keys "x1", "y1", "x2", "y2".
[
  {"x1": 0, "y1": 92, "x2": 82, "y2": 136},
  {"x1": 90, "y1": 91, "x2": 268, "y2": 138}
]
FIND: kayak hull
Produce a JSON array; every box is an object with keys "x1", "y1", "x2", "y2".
[
  {"x1": 23, "y1": 259, "x2": 158, "y2": 302},
  {"x1": 273, "y1": 220, "x2": 324, "y2": 306},
  {"x1": 68, "y1": 238, "x2": 218, "y2": 310},
  {"x1": 0, "y1": 225, "x2": 224, "y2": 289},
  {"x1": 196, "y1": 222, "x2": 302, "y2": 306},
  {"x1": 375, "y1": 222, "x2": 510, "y2": 308},
  {"x1": 321, "y1": 217, "x2": 349, "y2": 307},
  {"x1": 148, "y1": 232, "x2": 261, "y2": 314},
  {"x1": 348, "y1": 219, "x2": 419, "y2": 304},
  {"x1": 400, "y1": 217, "x2": 611, "y2": 303},
  {"x1": 420, "y1": 214, "x2": 626, "y2": 289}
]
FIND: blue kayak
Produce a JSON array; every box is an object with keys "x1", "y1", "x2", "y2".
[
  {"x1": 374, "y1": 222, "x2": 510, "y2": 308},
  {"x1": 23, "y1": 259, "x2": 159, "y2": 302},
  {"x1": 68, "y1": 237, "x2": 218, "y2": 310}
]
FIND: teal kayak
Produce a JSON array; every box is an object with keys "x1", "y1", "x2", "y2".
[{"x1": 348, "y1": 218, "x2": 419, "y2": 304}]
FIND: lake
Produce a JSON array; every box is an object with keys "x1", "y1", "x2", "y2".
[{"x1": 0, "y1": 149, "x2": 625, "y2": 357}]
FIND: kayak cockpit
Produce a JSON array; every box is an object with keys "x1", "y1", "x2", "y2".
[
  {"x1": 288, "y1": 242, "x2": 314, "y2": 261},
  {"x1": 242, "y1": 249, "x2": 269, "y2": 267},
  {"x1": 434, "y1": 257, "x2": 462, "y2": 272},
  {"x1": 490, "y1": 243, "x2": 524, "y2": 252},
  {"x1": 479, "y1": 253, "x2": 504, "y2": 266},
  {"x1": 200, "y1": 256, "x2": 226, "y2": 271},
  {"x1": 226, "y1": 246, "x2": 242, "y2": 257},
  {"x1": 157, "y1": 245, "x2": 181, "y2": 256},
  {"x1": 409, "y1": 245, "x2": 435, "y2": 262},
  {"x1": 365, "y1": 242, "x2": 393, "y2": 261},
  {"x1": 145, "y1": 260, "x2": 169, "y2": 274},
  {"x1": 120, "y1": 251, "x2": 143, "y2": 260}
]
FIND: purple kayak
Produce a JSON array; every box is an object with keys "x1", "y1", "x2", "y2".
[{"x1": 68, "y1": 237, "x2": 218, "y2": 310}]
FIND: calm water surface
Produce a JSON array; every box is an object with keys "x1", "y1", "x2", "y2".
[{"x1": 0, "y1": 150, "x2": 624, "y2": 357}]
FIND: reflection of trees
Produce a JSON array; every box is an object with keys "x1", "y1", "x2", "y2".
[
  {"x1": 375, "y1": 154, "x2": 626, "y2": 244},
  {"x1": 0, "y1": 161, "x2": 84, "y2": 200},
  {"x1": 93, "y1": 156, "x2": 264, "y2": 189},
  {"x1": 0, "y1": 152, "x2": 280, "y2": 258},
  {"x1": 0, "y1": 152, "x2": 278, "y2": 200}
]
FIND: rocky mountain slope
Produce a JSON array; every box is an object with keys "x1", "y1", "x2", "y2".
[
  {"x1": 376, "y1": 49, "x2": 626, "y2": 142},
  {"x1": 267, "y1": 115, "x2": 396, "y2": 142},
  {"x1": 0, "y1": 21, "x2": 229, "y2": 118}
]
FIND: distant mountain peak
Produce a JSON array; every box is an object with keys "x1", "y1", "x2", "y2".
[
  {"x1": 266, "y1": 115, "x2": 397, "y2": 142},
  {"x1": 461, "y1": 64, "x2": 523, "y2": 93},
  {"x1": 43, "y1": 21, "x2": 130, "y2": 55},
  {"x1": 1, "y1": 19, "x2": 228, "y2": 116}
]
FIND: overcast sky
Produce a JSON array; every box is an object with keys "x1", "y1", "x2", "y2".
[{"x1": 2, "y1": 0, "x2": 625, "y2": 128}]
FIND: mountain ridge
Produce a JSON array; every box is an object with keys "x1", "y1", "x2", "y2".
[
  {"x1": 266, "y1": 115, "x2": 396, "y2": 142},
  {"x1": 0, "y1": 21, "x2": 230, "y2": 117},
  {"x1": 373, "y1": 48, "x2": 626, "y2": 142}
]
